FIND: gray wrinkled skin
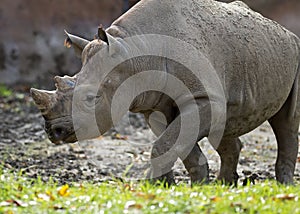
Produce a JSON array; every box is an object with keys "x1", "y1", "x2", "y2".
[{"x1": 31, "y1": 0, "x2": 300, "y2": 185}]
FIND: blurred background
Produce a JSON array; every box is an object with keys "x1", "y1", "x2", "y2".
[{"x1": 0, "y1": 0, "x2": 299, "y2": 89}]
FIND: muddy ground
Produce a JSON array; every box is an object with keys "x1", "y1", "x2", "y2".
[{"x1": 0, "y1": 92, "x2": 299, "y2": 185}]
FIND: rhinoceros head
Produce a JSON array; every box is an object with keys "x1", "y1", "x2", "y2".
[
  {"x1": 31, "y1": 28, "x2": 120, "y2": 144},
  {"x1": 31, "y1": 75, "x2": 78, "y2": 144}
]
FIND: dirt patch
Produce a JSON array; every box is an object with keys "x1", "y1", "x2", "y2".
[{"x1": 0, "y1": 92, "x2": 299, "y2": 185}]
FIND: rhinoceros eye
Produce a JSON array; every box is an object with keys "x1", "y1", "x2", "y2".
[
  {"x1": 83, "y1": 94, "x2": 96, "y2": 107},
  {"x1": 84, "y1": 94, "x2": 102, "y2": 107},
  {"x1": 86, "y1": 95, "x2": 94, "y2": 102}
]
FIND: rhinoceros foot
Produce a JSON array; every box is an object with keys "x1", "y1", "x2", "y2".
[{"x1": 146, "y1": 168, "x2": 176, "y2": 186}]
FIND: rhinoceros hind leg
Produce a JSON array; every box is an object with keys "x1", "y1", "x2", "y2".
[
  {"x1": 182, "y1": 143, "x2": 209, "y2": 184},
  {"x1": 216, "y1": 138, "x2": 242, "y2": 186},
  {"x1": 268, "y1": 104, "x2": 299, "y2": 184}
]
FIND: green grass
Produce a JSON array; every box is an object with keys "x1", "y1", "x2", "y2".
[
  {"x1": 0, "y1": 168, "x2": 299, "y2": 214},
  {"x1": 0, "y1": 84, "x2": 12, "y2": 97}
]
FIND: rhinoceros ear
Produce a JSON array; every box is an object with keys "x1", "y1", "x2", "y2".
[
  {"x1": 30, "y1": 88, "x2": 57, "y2": 114},
  {"x1": 97, "y1": 25, "x2": 108, "y2": 43},
  {"x1": 97, "y1": 26, "x2": 125, "y2": 56},
  {"x1": 64, "y1": 30, "x2": 90, "y2": 58}
]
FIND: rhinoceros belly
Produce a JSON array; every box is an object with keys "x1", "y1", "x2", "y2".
[{"x1": 222, "y1": 71, "x2": 296, "y2": 138}]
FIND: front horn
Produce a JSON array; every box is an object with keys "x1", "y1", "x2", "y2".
[{"x1": 30, "y1": 88, "x2": 57, "y2": 113}]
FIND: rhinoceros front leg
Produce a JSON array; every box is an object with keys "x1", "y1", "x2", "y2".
[
  {"x1": 147, "y1": 108, "x2": 209, "y2": 185},
  {"x1": 182, "y1": 143, "x2": 209, "y2": 183},
  {"x1": 268, "y1": 98, "x2": 300, "y2": 184},
  {"x1": 216, "y1": 138, "x2": 242, "y2": 186},
  {"x1": 149, "y1": 139, "x2": 209, "y2": 185},
  {"x1": 148, "y1": 144, "x2": 176, "y2": 185},
  {"x1": 148, "y1": 118, "x2": 179, "y2": 184},
  {"x1": 144, "y1": 111, "x2": 176, "y2": 184}
]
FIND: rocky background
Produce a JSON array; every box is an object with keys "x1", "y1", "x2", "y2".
[
  {"x1": 0, "y1": 0, "x2": 300, "y2": 88},
  {"x1": 0, "y1": 0, "x2": 128, "y2": 88}
]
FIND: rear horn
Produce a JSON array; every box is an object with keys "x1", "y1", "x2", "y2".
[{"x1": 54, "y1": 75, "x2": 76, "y2": 91}]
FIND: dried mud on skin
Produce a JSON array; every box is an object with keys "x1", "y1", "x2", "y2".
[{"x1": 0, "y1": 93, "x2": 299, "y2": 185}]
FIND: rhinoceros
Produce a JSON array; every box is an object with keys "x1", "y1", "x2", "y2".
[{"x1": 31, "y1": 0, "x2": 300, "y2": 185}]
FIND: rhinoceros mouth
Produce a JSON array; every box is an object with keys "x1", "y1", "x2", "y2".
[
  {"x1": 44, "y1": 117, "x2": 77, "y2": 144},
  {"x1": 49, "y1": 131, "x2": 78, "y2": 145},
  {"x1": 51, "y1": 137, "x2": 77, "y2": 145}
]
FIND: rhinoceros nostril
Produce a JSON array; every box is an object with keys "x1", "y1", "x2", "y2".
[{"x1": 53, "y1": 127, "x2": 64, "y2": 138}]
